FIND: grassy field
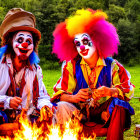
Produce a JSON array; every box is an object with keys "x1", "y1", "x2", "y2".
[
  {"x1": 42, "y1": 65, "x2": 140, "y2": 140},
  {"x1": 123, "y1": 65, "x2": 140, "y2": 140}
]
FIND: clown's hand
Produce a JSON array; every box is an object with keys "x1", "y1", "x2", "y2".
[
  {"x1": 39, "y1": 106, "x2": 53, "y2": 122},
  {"x1": 10, "y1": 97, "x2": 22, "y2": 109},
  {"x1": 72, "y1": 88, "x2": 91, "y2": 103},
  {"x1": 92, "y1": 86, "x2": 119, "y2": 100}
]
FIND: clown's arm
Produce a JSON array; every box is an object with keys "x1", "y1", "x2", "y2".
[
  {"x1": 0, "y1": 62, "x2": 12, "y2": 109},
  {"x1": 0, "y1": 61, "x2": 22, "y2": 110},
  {"x1": 111, "y1": 60, "x2": 134, "y2": 101},
  {"x1": 36, "y1": 65, "x2": 53, "y2": 110},
  {"x1": 92, "y1": 60, "x2": 134, "y2": 101},
  {"x1": 51, "y1": 61, "x2": 90, "y2": 103}
]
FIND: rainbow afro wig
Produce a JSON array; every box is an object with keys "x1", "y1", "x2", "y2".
[{"x1": 53, "y1": 9, "x2": 120, "y2": 62}]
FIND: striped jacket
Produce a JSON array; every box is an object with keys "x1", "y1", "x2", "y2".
[{"x1": 52, "y1": 57, "x2": 134, "y2": 104}]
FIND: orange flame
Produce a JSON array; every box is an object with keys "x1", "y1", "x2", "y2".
[{"x1": 0, "y1": 109, "x2": 96, "y2": 140}]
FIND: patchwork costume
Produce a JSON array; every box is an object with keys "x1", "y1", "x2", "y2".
[
  {"x1": 0, "y1": 55, "x2": 52, "y2": 123},
  {"x1": 52, "y1": 57, "x2": 134, "y2": 126},
  {"x1": 0, "y1": 8, "x2": 52, "y2": 124},
  {"x1": 51, "y1": 9, "x2": 135, "y2": 140}
]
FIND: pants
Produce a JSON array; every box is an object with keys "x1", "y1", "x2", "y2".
[
  {"x1": 55, "y1": 101, "x2": 127, "y2": 140},
  {"x1": 107, "y1": 106, "x2": 126, "y2": 140},
  {"x1": 0, "y1": 110, "x2": 8, "y2": 124}
]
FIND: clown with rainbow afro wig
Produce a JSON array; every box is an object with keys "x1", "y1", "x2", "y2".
[
  {"x1": 0, "y1": 8, "x2": 53, "y2": 129},
  {"x1": 53, "y1": 9, "x2": 119, "y2": 61},
  {"x1": 52, "y1": 9, "x2": 135, "y2": 139}
]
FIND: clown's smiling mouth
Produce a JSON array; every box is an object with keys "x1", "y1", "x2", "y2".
[
  {"x1": 80, "y1": 49, "x2": 89, "y2": 56},
  {"x1": 18, "y1": 48, "x2": 29, "y2": 54}
]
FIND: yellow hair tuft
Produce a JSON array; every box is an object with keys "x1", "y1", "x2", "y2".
[{"x1": 66, "y1": 9, "x2": 108, "y2": 38}]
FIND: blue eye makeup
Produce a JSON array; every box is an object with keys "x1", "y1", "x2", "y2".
[{"x1": 26, "y1": 39, "x2": 32, "y2": 45}]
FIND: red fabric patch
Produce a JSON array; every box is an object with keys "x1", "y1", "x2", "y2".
[
  {"x1": 61, "y1": 63, "x2": 69, "y2": 91},
  {"x1": 7, "y1": 69, "x2": 16, "y2": 96},
  {"x1": 19, "y1": 70, "x2": 26, "y2": 97},
  {"x1": 33, "y1": 75, "x2": 39, "y2": 107}
]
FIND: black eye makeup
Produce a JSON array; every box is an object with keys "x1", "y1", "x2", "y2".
[
  {"x1": 17, "y1": 37, "x2": 23, "y2": 43},
  {"x1": 82, "y1": 37, "x2": 89, "y2": 45},
  {"x1": 74, "y1": 40, "x2": 81, "y2": 47}
]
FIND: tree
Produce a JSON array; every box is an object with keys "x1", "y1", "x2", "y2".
[
  {"x1": 125, "y1": 0, "x2": 140, "y2": 22},
  {"x1": 16, "y1": 0, "x2": 42, "y2": 12},
  {"x1": 107, "y1": 4, "x2": 126, "y2": 24},
  {"x1": 116, "y1": 19, "x2": 136, "y2": 64},
  {"x1": 135, "y1": 15, "x2": 140, "y2": 52},
  {"x1": 74, "y1": 0, "x2": 104, "y2": 10},
  {"x1": 109, "y1": 0, "x2": 128, "y2": 7},
  {"x1": 0, "y1": 7, "x2": 6, "y2": 24}
]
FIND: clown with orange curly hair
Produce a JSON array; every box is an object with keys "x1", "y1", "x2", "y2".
[{"x1": 51, "y1": 9, "x2": 135, "y2": 139}]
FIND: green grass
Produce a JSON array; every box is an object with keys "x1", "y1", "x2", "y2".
[
  {"x1": 42, "y1": 68, "x2": 61, "y2": 96},
  {"x1": 123, "y1": 65, "x2": 140, "y2": 140},
  {"x1": 42, "y1": 65, "x2": 140, "y2": 139}
]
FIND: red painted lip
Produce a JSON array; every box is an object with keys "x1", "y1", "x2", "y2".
[
  {"x1": 18, "y1": 48, "x2": 29, "y2": 54},
  {"x1": 80, "y1": 49, "x2": 89, "y2": 56}
]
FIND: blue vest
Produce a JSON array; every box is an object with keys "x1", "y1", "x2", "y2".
[{"x1": 73, "y1": 57, "x2": 113, "y2": 95}]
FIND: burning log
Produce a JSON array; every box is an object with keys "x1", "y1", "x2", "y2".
[{"x1": 0, "y1": 123, "x2": 19, "y2": 136}]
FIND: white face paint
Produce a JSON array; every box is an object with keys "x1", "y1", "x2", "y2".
[
  {"x1": 12, "y1": 31, "x2": 34, "y2": 60},
  {"x1": 74, "y1": 33, "x2": 96, "y2": 60}
]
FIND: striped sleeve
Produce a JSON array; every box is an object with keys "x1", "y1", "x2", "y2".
[
  {"x1": 51, "y1": 60, "x2": 77, "y2": 102},
  {"x1": 111, "y1": 60, "x2": 134, "y2": 101}
]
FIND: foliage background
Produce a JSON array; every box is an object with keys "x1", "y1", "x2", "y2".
[
  {"x1": 0, "y1": 0, "x2": 140, "y2": 139},
  {"x1": 0, "y1": 0, "x2": 140, "y2": 67}
]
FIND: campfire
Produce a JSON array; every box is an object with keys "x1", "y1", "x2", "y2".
[{"x1": 0, "y1": 109, "x2": 96, "y2": 140}]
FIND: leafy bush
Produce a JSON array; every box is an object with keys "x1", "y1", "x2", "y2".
[
  {"x1": 38, "y1": 45, "x2": 61, "y2": 70},
  {"x1": 40, "y1": 60, "x2": 61, "y2": 70}
]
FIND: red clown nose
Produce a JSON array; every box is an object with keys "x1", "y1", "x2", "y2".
[
  {"x1": 21, "y1": 42, "x2": 28, "y2": 48},
  {"x1": 80, "y1": 45, "x2": 85, "y2": 51}
]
